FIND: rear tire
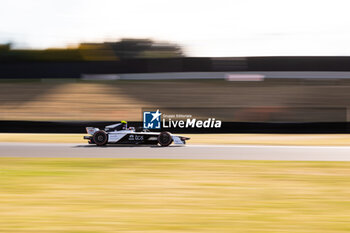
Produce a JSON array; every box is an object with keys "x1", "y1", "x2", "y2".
[
  {"x1": 93, "y1": 130, "x2": 108, "y2": 146},
  {"x1": 158, "y1": 131, "x2": 173, "y2": 147}
]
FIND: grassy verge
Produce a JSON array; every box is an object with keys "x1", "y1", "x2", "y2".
[
  {"x1": 1, "y1": 133, "x2": 350, "y2": 145},
  {"x1": 0, "y1": 159, "x2": 350, "y2": 232}
]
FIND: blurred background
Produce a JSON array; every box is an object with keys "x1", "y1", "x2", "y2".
[{"x1": 1, "y1": 0, "x2": 350, "y2": 125}]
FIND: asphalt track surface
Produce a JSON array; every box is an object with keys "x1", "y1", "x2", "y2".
[{"x1": 1, "y1": 142, "x2": 350, "y2": 161}]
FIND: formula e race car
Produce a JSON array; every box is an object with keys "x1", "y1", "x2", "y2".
[{"x1": 83, "y1": 121, "x2": 190, "y2": 146}]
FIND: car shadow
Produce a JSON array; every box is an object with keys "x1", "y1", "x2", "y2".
[{"x1": 74, "y1": 144, "x2": 185, "y2": 148}]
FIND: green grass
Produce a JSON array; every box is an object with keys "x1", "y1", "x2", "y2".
[{"x1": 1, "y1": 159, "x2": 350, "y2": 232}]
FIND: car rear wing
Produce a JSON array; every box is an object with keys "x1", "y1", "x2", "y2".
[{"x1": 86, "y1": 127, "x2": 99, "y2": 135}]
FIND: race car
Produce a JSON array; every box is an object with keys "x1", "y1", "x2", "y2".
[{"x1": 83, "y1": 121, "x2": 190, "y2": 146}]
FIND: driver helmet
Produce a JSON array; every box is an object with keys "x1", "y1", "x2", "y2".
[{"x1": 121, "y1": 120, "x2": 127, "y2": 129}]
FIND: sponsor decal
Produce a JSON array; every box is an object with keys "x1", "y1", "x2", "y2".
[{"x1": 128, "y1": 134, "x2": 144, "y2": 140}]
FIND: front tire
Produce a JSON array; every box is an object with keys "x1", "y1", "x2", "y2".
[
  {"x1": 158, "y1": 131, "x2": 173, "y2": 147},
  {"x1": 93, "y1": 130, "x2": 108, "y2": 146}
]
